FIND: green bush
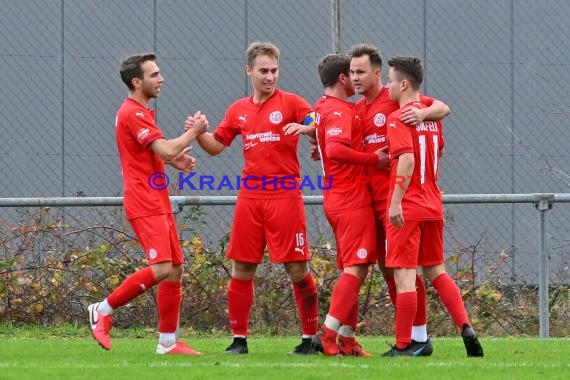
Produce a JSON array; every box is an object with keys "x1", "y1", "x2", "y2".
[{"x1": 0, "y1": 206, "x2": 568, "y2": 337}]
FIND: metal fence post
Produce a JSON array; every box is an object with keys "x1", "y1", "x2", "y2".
[{"x1": 535, "y1": 193, "x2": 553, "y2": 338}]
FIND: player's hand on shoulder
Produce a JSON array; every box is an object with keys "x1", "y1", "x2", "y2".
[{"x1": 399, "y1": 107, "x2": 425, "y2": 126}]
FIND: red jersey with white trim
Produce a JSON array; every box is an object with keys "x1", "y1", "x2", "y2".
[
  {"x1": 356, "y1": 87, "x2": 434, "y2": 202},
  {"x1": 386, "y1": 102, "x2": 445, "y2": 220},
  {"x1": 314, "y1": 95, "x2": 371, "y2": 213},
  {"x1": 115, "y1": 98, "x2": 172, "y2": 220},
  {"x1": 213, "y1": 89, "x2": 312, "y2": 198}
]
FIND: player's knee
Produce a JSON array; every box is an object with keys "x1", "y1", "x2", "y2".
[{"x1": 151, "y1": 261, "x2": 173, "y2": 281}]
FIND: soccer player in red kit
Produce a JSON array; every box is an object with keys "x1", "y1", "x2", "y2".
[
  {"x1": 88, "y1": 53, "x2": 208, "y2": 355},
  {"x1": 383, "y1": 56, "x2": 483, "y2": 357},
  {"x1": 189, "y1": 42, "x2": 319, "y2": 355},
  {"x1": 349, "y1": 43, "x2": 450, "y2": 355},
  {"x1": 307, "y1": 54, "x2": 386, "y2": 357}
]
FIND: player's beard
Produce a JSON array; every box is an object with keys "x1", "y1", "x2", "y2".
[{"x1": 142, "y1": 81, "x2": 160, "y2": 99}]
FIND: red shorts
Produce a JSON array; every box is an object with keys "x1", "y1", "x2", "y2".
[
  {"x1": 226, "y1": 197, "x2": 310, "y2": 264},
  {"x1": 325, "y1": 206, "x2": 377, "y2": 269},
  {"x1": 130, "y1": 213, "x2": 184, "y2": 265},
  {"x1": 372, "y1": 201, "x2": 387, "y2": 261},
  {"x1": 385, "y1": 220, "x2": 444, "y2": 269}
]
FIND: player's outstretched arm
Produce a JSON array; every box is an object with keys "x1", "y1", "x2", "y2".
[
  {"x1": 196, "y1": 133, "x2": 225, "y2": 156},
  {"x1": 150, "y1": 115, "x2": 208, "y2": 161}
]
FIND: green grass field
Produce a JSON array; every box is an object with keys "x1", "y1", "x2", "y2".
[{"x1": 0, "y1": 326, "x2": 568, "y2": 380}]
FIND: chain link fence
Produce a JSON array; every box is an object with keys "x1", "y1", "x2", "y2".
[{"x1": 1, "y1": 0, "x2": 569, "y2": 328}]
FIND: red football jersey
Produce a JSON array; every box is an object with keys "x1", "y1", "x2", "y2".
[
  {"x1": 386, "y1": 102, "x2": 444, "y2": 220},
  {"x1": 357, "y1": 87, "x2": 434, "y2": 202},
  {"x1": 213, "y1": 89, "x2": 312, "y2": 198},
  {"x1": 314, "y1": 95, "x2": 371, "y2": 213},
  {"x1": 115, "y1": 98, "x2": 172, "y2": 220}
]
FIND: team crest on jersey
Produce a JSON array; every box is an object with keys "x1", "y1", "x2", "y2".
[
  {"x1": 356, "y1": 248, "x2": 368, "y2": 259},
  {"x1": 148, "y1": 248, "x2": 158, "y2": 260},
  {"x1": 374, "y1": 113, "x2": 386, "y2": 127},
  {"x1": 269, "y1": 111, "x2": 283, "y2": 124}
]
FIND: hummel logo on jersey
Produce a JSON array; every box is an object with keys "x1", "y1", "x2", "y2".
[
  {"x1": 333, "y1": 111, "x2": 342, "y2": 117},
  {"x1": 135, "y1": 112, "x2": 145, "y2": 118}
]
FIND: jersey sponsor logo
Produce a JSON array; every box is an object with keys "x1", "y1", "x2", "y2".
[
  {"x1": 148, "y1": 248, "x2": 158, "y2": 260},
  {"x1": 326, "y1": 127, "x2": 343, "y2": 136},
  {"x1": 137, "y1": 127, "x2": 150, "y2": 141},
  {"x1": 135, "y1": 111, "x2": 145, "y2": 118},
  {"x1": 374, "y1": 113, "x2": 386, "y2": 127},
  {"x1": 269, "y1": 111, "x2": 283, "y2": 124},
  {"x1": 244, "y1": 141, "x2": 258, "y2": 150},
  {"x1": 365, "y1": 133, "x2": 386, "y2": 145},
  {"x1": 356, "y1": 248, "x2": 368, "y2": 259},
  {"x1": 245, "y1": 131, "x2": 281, "y2": 143}
]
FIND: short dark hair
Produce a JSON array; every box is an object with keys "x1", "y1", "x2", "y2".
[
  {"x1": 120, "y1": 53, "x2": 156, "y2": 90},
  {"x1": 348, "y1": 43, "x2": 382, "y2": 68},
  {"x1": 388, "y1": 56, "x2": 423, "y2": 90},
  {"x1": 318, "y1": 54, "x2": 351, "y2": 88}
]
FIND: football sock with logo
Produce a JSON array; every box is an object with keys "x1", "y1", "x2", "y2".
[
  {"x1": 228, "y1": 278, "x2": 254, "y2": 336},
  {"x1": 157, "y1": 280, "x2": 182, "y2": 335},
  {"x1": 431, "y1": 273, "x2": 471, "y2": 330},
  {"x1": 107, "y1": 266, "x2": 157, "y2": 309},
  {"x1": 292, "y1": 273, "x2": 319, "y2": 336},
  {"x1": 395, "y1": 291, "x2": 417, "y2": 349}
]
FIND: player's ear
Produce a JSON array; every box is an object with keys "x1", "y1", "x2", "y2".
[{"x1": 132, "y1": 77, "x2": 141, "y2": 89}]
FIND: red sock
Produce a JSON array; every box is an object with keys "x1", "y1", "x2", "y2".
[
  {"x1": 413, "y1": 275, "x2": 427, "y2": 326},
  {"x1": 344, "y1": 297, "x2": 359, "y2": 332},
  {"x1": 107, "y1": 266, "x2": 157, "y2": 309},
  {"x1": 228, "y1": 278, "x2": 254, "y2": 336},
  {"x1": 328, "y1": 273, "x2": 361, "y2": 323},
  {"x1": 385, "y1": 276, "x2": 397, "y2": 306},
  {"x1": 157, "y1": 280, "x2": 181, "y2": 333},
  {"x1": 431, "y1": 273, "x2": 470, "y2": 330},
  {"x1": 292, "y1": 273, "x2": 318, "y2": 335},
  {"x1": 395, "y1": 291, "x2": 417, "y2": 349}
]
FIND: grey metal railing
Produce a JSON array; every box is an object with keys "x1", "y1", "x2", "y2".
[{"x1": 2, "y1": 193, "x2": 568, "y2": 338}]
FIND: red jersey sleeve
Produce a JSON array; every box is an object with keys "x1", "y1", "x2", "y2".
[
  {"x1": 290, "y1": 93, "x2": 313, "y2": 123},
  {"x1": 419, "y1": 94, "x2": 434, "y2": 107},
  {"x1": 213, "y1": 107, "x2": 240, "y2": 146},
  {"x1": 125, "y1": 109, "x2": 164, "y2": 148},
  {"x1": 387, "y1": 114, "x2": 414, "y2": 158},
  {"x1": 323, "y1": 110, "x2": 352, "y2": 145}
]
